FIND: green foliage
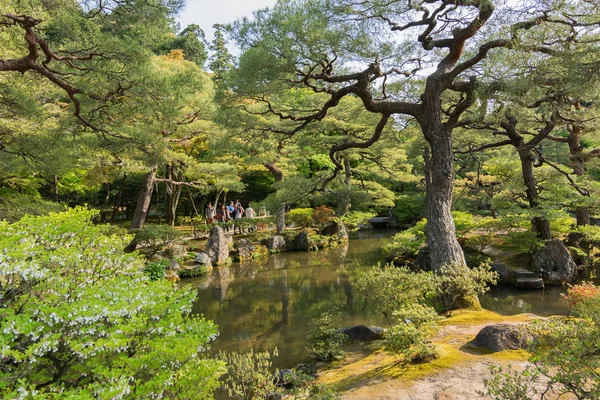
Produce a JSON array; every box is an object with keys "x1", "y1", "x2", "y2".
[
  {"x1": 144, "y1": 259, "x2": 169, "y2": 281},
  {"x1": 355, "y1": 264, "x2": 439, "y2": 322},
  {"x1": 312, "y1": 205, "x2": 336, "y2": 228},
  {"x1": 436, "y1": 263, "x2": 498, "y2": 310},
  {"x1": 0, "y1": 208, "x2": 224, "y2": 398},
  {"x1": 355, "y1": 265, "x2": 443, "y2": 361},
  {"x1": 340, "y1": 210, "x2": 376, "y2": 232},
  {"x1": 386, "y1": 219, "x2": 427, "y2": 258},
  {"x1": 288, "y1": 208, "x2": 314, "y2": 227},
  {"x1": 503, "y1": 231, "x2": 545, "y2": 254},
  {"x1": 484, "y1": 294, "x2": 600, "y2": 399},
  {"x1": 0, "y1": 191, "x2": 64, "y2": 222},
  {"x1": 219, "y1": 348, "x2": 282, "y2": 400},
  {"x1": 386, "y1": 304, "x2": 441, "y2": 363},
  {"x1": 306, "y1": 313, "x2": 348, "y2": 362},
  {"x1": 393, "y1": 194, "x2": 425, "y2": 224},
  {"x1": 132, "y1": 224, "x2": 182, "y2": 256},
  {"x1": 452, "y1": 211, "x2": 476, "y2": 242}
]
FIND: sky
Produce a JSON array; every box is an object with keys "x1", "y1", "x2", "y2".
[{"x1": 176, "y1": 0, "x2": 277, "y2": 43}]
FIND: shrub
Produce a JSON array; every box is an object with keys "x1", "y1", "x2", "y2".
[
  {"x1": 393, "y1": 194, "x2": 425, "y2": 224},
  {"x1": 452, "y1": 211, "x2": 476, "y2": 243},
  {"x1": 219, "y1": 348, "x2": 282, "y2": 399},
  {"x1": 132, "y1": 224, "x2": 182, "y2": 256},
  {"x1": 386, "y1": 303, "x2": 441, "y2": 363},
  {"x1": 561, "y1": 282, "x2": 600, "y2": 308},
  {"x1": 306, "y1": 313, "x2": 348, "y2": 361},
  {"x1": 503, "y1": 230, "x2": 545, "y2": 254},
  {"x1": 341, "y1": 211, "x2": 376, "y2": 232},
  {"x1": 313, "y1": 205, "x2": 336, "y2": 228},
  {"x1": 484, "y1": 295, "x2": 600, "y2": 399},
  {"x1": 288, "y1": 208, "x2": 314, "y2": 227},
  {"x1": 386, "y1": 219, "x2": 427, "y2": 258},
  {"x1": 436, "y1": 262, "x2": 498, "y2": 310},
  {"x1": 0, "y1": 208, "x2": 224, "y2": 398},
  {"x1": 355, "y1": 264, "x2": 439, "y2": 322},
  {"x1": 144, "y1": 259, "x2": 169, "y2": 281}
]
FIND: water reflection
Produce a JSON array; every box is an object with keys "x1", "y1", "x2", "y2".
[
  {"x1": 186, "y1": 230, "x2": 572, "y2": 368},
  {"x1": 186, "y1": 230, "x2": 394, "y2": 368}
]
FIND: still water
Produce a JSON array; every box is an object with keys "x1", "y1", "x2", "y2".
[{"x1": 185, "y1": 230, "x2": 570, "y2": 369}]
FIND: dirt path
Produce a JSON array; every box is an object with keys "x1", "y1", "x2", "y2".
[{"x1": 317, "y1": 310, "x2": 568, "y2": 400}]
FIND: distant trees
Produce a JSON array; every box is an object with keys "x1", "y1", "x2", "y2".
[{"x1": 231, "y1": 0, "x2": 600, "y2": 307}]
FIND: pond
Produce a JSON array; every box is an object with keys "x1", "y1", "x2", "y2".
[{"x1": 184, "y1": 230, "x2": 571, "y2": 369}]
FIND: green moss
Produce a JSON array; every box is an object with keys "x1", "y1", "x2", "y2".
[{"x1": 442, "y1": 309, "x2": 533, "y2": 325}]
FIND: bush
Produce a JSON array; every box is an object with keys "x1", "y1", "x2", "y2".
[
  {"x1": 386, "y1": 219, "x2": 427, "y2": 258},
  {"x1": 218, "y1": 348, "x2": 282, "y2": 399},
  {"x1": 144, "y1": 259, "x2": 169, "y2": 281},
  {"x1": 393, "y1": 194, "x2": 425, "y2": 224},
  {"x1": 503, "y1": 230, "x2": 545, "y2": 254},
  {"x1": 341, "y1": 211, "x2": 376, "y2": 232},
  {"x1": 484, "y1": 295, "x2": 600, "y2": 399},
  {"x1": 132, "y1": 224, "x2": 182, "y2": 256},
  {"x1": 355, "y1": 264, "x2": 439, "y2": 322},
  {"x1": 561, "y1": 282, "x2": 600, "y2": 308},
  {"x1": 386, "y1": 303, "x2": 441, "y2": 363},
  {"x1": 0, "y1": 208, "x2": 224, "y2": 398},
  {"x1": 288, "y1": 208, "x2": 314, "y2": 227},
  {"x1": 306, "y1": 313, "x2": 348, "y2": 361},
  {"x1": 312, "y1": 205, "x2": 336, "y2": 228},
  {"x1": 436, "y1": 262, "x2": 498, "y2": 310}
]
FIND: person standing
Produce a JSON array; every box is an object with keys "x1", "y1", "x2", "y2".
[
  {"x1": 245, "y1": 204, "x2": 255, "y2": 219},
  {"x1": 205, "y1": 202, "x2": 216, "y2": 224},
  {"x1": 234, "y1": 202, "x2": 244, "y2": 219}
]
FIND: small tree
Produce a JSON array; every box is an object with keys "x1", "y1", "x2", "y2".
[{"x1": 0, "y1": 208, "x2": 224, "y2": 398}]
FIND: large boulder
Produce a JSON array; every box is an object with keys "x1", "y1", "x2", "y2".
[
  {"x1": 320, "y1": 220, "x2": 349, "y2": 243},
  {"x1": 295, "y1": 230, "x2": 312, "y2": 251},
  {"x1": 469, "y1": 323, "x2": 533, "y2": 352},
  {"x1": 205, "y1": 226, "x2": 230, "y2": 265},
  {"x1": 231, "y1": 242, "x2": 269, "y2": 262},
  {"x1": 339, "y1": 325, "x2": 385, "y2": 341},
  {"x1": 167, "y1": 258, "x2": 180, "y2": 272},
  {"x1": 532, "y1": 239, "x2": 577, "y2": 285},
  {"x1": 194, "y1": 252, "x2": 212, "y2": 267},
  {"x1": 163, "y1": 243, "x2": 187, "y2": 259},
  {"x1": 264, "y1": 235, "x2": 286, "y2": 252},
  {"x1": 491, "y1": 262, "x2": 514, "y2": 284}
]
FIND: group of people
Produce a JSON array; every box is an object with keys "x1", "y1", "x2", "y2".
[{"x1": 204, "y1": 200, "x2": 255, "y2": 224}]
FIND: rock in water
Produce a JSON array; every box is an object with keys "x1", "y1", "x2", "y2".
[
  {"x1": 469, "y1": 323, "x2": 533, "y2": 352},
  {"x1": 491, "y1": 262, "x2": 514, "y2": 284},
  {"x1": 205, "y1": 226, "x2": 230, "y2": 265},
  {"x1": 532, "y1": 239, "x2": 577, "y2": 285},
  {"x1": 295, "y1": 230, "x2": 311, "y2": 251},
  {"x1": 194, "y1": 252, "x2": 212, "y2": 267},
  {"x1": 514, "y1": 269, "x2": 544, "y2": 289},
  {"x1": 339, "y1": 325, "x2": 385, "y2": 341},
  {"x1": 167, "y1": 258, "x2": 180, "y2": 271},
  {"x1": 320, "y1": 220, "x2": 349, "y2": 242},
  {"x1": 265, "y1": 235, "x2": 286, "y2": 252}
]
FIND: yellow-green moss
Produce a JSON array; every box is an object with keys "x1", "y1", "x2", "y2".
[
  {"x1": 487, "y1": 349, "x2": 530, "y2": 362},
  {"x1": 319, "y1": 344, "x2": 473, "y2": 391},
  {"x1": 442, "y1": 309, "x2": 534, "y2": 325}
]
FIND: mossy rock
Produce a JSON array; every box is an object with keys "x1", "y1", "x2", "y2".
[{"x1": 178, "y1": 264, "x2": 212, "y2": 278}]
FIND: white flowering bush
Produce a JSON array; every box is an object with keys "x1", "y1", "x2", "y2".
[{"x1": 0, "y1": 208, "x2": 225, "y2": 399}]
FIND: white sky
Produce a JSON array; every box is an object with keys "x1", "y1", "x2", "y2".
[{"x1": 176, "y1": 0, "x2": 277, "y2": 43}]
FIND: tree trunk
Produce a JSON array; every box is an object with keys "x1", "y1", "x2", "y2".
[
  {"x1": 165, "y1": 163, "x2": 183, "y2": 226},
  {"x1": 111, "y1": 173, "x2": 126, "y2": 222},
  {"x1": 424, "y1": 133, "x2": 466, "y2": 270},
  {"x1": 517, "y1": 147, "x2": 551, "y2": 240},
  {"x1": 341, "y1": 156, "x2": 352, "y2": 215},
  {"x1": 568, "y1": 124, "x2": 590, "y2": 227},
  {"x1": 276, "y1": 203, "x2": 285, "y2": 234},
  {"x1": 53, "y1": 174, "x2": 59, "y2": 202},
  {"x1": 130, "y1": 164, "x2": 157, "y2": 230}
]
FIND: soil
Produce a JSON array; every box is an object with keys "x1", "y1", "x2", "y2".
[{"x1": 317, "y1": 310, "x2": 573, "y2": 400}]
